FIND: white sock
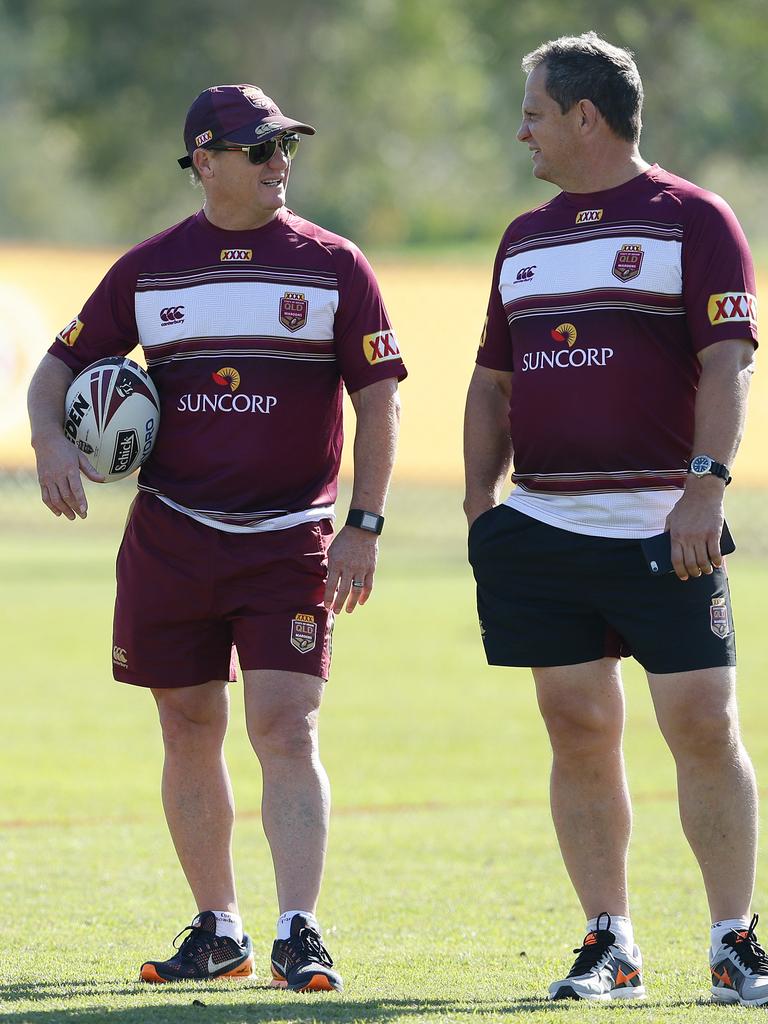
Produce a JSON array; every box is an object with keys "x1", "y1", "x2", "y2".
[
  {"x1": 711, "y1": 918, "x2": 750, "y2": 958},
  {"x1": 587, "y1": 914, "x2": 634, "y2": 954},
  {"x1": 193, "y1": 910, "x2": 243, "y2": 943},
  {"x1": 277, "y1": 910, "x2": 319, "y2": 940}
]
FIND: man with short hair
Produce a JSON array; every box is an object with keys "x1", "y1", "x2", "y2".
[
  {"x1": 28, "y1": 84, "x2": 406, "y2": 992},
  {"x1": 464, "y1": 33, "x2": 762, "y2": 1004}
]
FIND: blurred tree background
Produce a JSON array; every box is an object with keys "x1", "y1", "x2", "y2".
[{"x1": 1, "y1": 0, "x2": 766, "y2": 252}]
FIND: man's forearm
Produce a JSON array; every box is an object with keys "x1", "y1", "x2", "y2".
[
  {"x1": 687, "y1": 339, "x2": 754, "y2": 473},
  {"x1": 463, "y1": 367, "x2": 514, "y2": 521},
  {"x1": 348, "y1": 379, "x2": 401, "y2": 515},
  {"x1": 28, "y1": 353, "x2": 73, "y2": 449}
]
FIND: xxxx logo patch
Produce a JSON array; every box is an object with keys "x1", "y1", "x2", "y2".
[
  {"x1": 707, "y1": 292, "x2": 757, "y2": 326},
  {"x1": 363, "y1": 330, "x2": 400, "y2": 365}
]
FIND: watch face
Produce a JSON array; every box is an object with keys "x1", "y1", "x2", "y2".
[{"x1": 691, "y1": 455, "x2": 713, "y2": 475}]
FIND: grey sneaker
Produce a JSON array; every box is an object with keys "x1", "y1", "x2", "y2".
[
  {"x1": 548, "y1": 913, "x2": 645, "y2": 1001},
  {"x1": 711, "y1": 914, "x2": 768, "y2": 1006}
]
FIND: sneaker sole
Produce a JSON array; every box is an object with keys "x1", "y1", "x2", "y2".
[
  {"x1": 139, "y1": 956, "x2": 254, "y2": 983},
  {"x1": 271, "y1": 966, "x2": 341, "y2": 992},
  {"x1": 550, "y1": 984, "x2": 646, "y2": 1002},
  {"x1": 712, "y1": 986, "x2": 768, "y2": 1007}
]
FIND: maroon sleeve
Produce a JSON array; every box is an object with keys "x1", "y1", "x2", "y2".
[
  {"x1": 682, "y1": 193, "x2": 758, "y2": 352},
  {"x1": 332, "y1": 244, "x2": 407, "y2": 393},
  {"x1": 476, "y1": 233, "x2": 514, "y2": 372},
  {"x1": 48, "y1": 252, "x2": 140, "y2": 372}
]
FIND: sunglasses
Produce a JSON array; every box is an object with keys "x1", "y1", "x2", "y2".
[{"x1": 207, "y1": 132, "x2": 301, "y2": 164}]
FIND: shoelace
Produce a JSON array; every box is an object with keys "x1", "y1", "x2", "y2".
[
  {"x1": 173, "y1": 923, "x2": 212, "y2": 956},
  {"x1": 728, "y1": 914, "x2": 768, "y2": 974},
  {"x1": 288, "y1": 925, "x2": 334, "y2": 967},
  {"x1": 567, "y1": 912, "x2": 615, "y2": 977}
]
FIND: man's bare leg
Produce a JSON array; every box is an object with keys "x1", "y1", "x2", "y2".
[
  {"x1": 648, "y1": 666, "x2": 757, "y2": 922},
  {"x1": 243, "y1": 670, "x2": 329, "y2": 912},
  {"x1": 533, "y1": 657, "x2": 631, "y2": 918},
  {"x1": 152, "y1": 679, "x2": 238, "y2": 912}
]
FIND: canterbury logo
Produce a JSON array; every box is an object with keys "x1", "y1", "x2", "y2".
[
  {"x1": 254, "y1": 120, "x2": 282, "y2": 138},
  {"x1": 112, "y1": 646, "x2": 128, "y2": 666},
  {"x1": 160, "y1": 306, "x2": 185, "y2": 324},
  {"x1": 707, "y1": 292, "x2": 757, "y2": 326},
  {"x1": 575, "y1": 209, "x2": 603, "y2": 224},
  {"x1": 515, "y1": 266, "x2": 536, "y2": 282}
]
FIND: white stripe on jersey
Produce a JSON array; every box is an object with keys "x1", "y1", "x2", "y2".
[
  {"x1": 135, "y1": 280, "x2": 339, "y2": 348},
  {"x1": 154, "y1": 494, "x2": 335, "y2": 533},
  {"x1": 505, "y1": 220, "x2": 682, "y2": 257},
  {"x1": 504, "y1": 485, "x2": 683, "y2": 539},
  {"x1": 500, "y1": 235, "x2": 682, "y2": 304},
  {"x1": 147, "y1": 348, "x2": 336, "y2": 368}
]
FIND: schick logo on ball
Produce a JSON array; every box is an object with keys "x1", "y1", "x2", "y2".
[{"x1": 110, "y1": 429, "x2": 139, "y2": 474}]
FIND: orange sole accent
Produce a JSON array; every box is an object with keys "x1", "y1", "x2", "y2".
[
  {"x1": 220, "y1": 956, "x2": 254, "y2": 979},
  {"x1": 296, "y1": 974, "x2": 338, "y2": 992},
  {"x1": 270, "y1": 977, "x2": 289, "y2": 988},
  {"x1": 139, "y1": 964, "x2": 165, "y2": 984},
  {"x1": 139, "y1": 956, "x2": 254, "y2": 984}
]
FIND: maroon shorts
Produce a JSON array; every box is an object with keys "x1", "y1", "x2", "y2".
[{"x1": 112, "y1": 493, "x2": 334, "y2": 688}]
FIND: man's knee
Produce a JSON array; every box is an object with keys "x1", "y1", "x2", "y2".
[
  {"x1": 247, "y1": 703, "x2": 319, "y2": 762},
  {"x1": 538, "y1": 693, "x2": 623, "y2": 758},
  {"x1": 153, "y1": 683, "x2": 229, "y2": 751},
  {"x1": 652, "y1": 668, "x2": 740, "y2": 760}
]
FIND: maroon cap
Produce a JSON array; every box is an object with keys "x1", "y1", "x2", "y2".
[{"x1": 178, "y1": 84, "x2": 315, "y2": 168}]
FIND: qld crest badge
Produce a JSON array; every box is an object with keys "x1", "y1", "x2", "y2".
[
  {"x1": 290, "y1": 613, "x2": 317, "y2": 653},
  {"x1": 612, "y1": 243, "x2": 644, "y2": 282},
  {"x1": 279, "y1": 291, "x2": 308, "y2": 332},
  {"x1": 710, "y1": 597, "x2": 730, "y2": 639}
]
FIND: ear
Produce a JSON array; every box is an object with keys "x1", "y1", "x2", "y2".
[
  {"x1": 576, "y1": 98, "x2": 601, "y2": 135},
  {"x1": 194, "y1": 148, "x2": 215, "y2": 179}
]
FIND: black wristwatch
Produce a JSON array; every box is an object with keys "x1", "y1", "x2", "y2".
[
  {"x1": 346, "y1": 508, "x2": 385, "y2": 534},
  {"x1": 687, "y1": 454, "x2": 732, "y2": 485}
]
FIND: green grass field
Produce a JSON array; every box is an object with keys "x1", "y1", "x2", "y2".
[{"x1": 3, "y1": 478, "x2": 768, "y2": 1023}]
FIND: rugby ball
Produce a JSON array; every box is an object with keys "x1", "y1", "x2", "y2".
[{"x1": 63, "y1": 357, "x2": 160, "y2": 482}]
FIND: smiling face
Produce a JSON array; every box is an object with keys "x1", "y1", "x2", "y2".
[
  {"x1": 195, "y1": 137, "x2": 293, "y2": 230},
  {"x1": 517, "y1": 63, "x2": 582, "y2": 188}
]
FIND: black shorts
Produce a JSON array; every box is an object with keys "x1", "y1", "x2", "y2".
[{"x1": 468, "y1": 505, "x2": 737, "y2": 675}]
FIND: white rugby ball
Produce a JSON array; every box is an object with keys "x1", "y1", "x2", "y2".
[{"x1": 63, "y1": 357, "x2": 161, "y2": 482}]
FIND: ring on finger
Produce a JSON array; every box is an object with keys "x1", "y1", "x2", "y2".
[{"x1": 351, "y1": 579, "x2": 365, "y2": 588}]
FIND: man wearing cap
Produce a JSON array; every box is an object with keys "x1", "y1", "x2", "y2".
[{"x1": 27, "y1": 84, "x2": 406, "y2": 992}]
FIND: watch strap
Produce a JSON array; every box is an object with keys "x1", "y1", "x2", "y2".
[
  {"x1": 346, "y1": 508, "x2": 385, "y2": 534},
  {"x1": 688, "y1": 456, "x2": 732, "y2": 485}
]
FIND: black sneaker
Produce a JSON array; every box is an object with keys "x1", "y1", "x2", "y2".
[
  {"x1": 270, "y1": 913, "x2": 343, "y2": 992},
  {"x1": 139, "y1": 910, "x2": 254, "y2": 983},
  {"x1": 549, "y1": 913, "x2": 645, "y2": 1001},
  {"x1": 711, "y1": 914, "x2": 768, "y2": 1006}
]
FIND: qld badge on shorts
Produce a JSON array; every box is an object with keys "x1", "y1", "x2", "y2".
[
  {"x1": 710, "y1": 596, "x2": 731, "y2": 638},
  {"x1": 291, "y1": 612, "x2": 317, "y2": 653}
]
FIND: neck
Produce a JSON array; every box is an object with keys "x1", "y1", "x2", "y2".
[
  {"x1": 202, "y1": 199, "x2": 280, "y2": 232},
  {"x1": 559, "y1": 148, "x2": 651, "y2": 194}
]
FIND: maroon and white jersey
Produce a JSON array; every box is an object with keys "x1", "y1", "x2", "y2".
[
  {"x1": 478, "y1": 165, "x2": 758, "y2": 538},
  {"x1": 51, "y1": 208, "x2": 406, "y2": 530}
]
